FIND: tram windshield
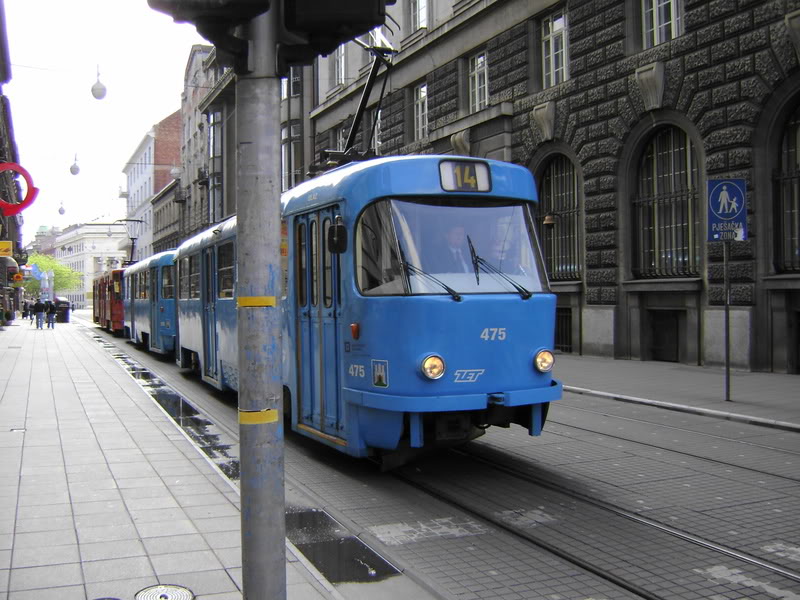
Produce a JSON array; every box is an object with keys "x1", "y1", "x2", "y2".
[{"x1": 356, "y1": 198, "x2": 549, "y2": 297}]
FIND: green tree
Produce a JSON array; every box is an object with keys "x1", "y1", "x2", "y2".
[{"x1": 17, "y1": 253, "x2": 82, "y2": 298}]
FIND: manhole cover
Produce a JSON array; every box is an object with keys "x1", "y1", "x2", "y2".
[{"x1": 134, "y1": 585, "x2": 194, "y2": 600}]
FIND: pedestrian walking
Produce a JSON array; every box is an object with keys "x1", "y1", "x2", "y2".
[
  {"x1": 21, "y1": 302, "x2": 28, "y2": 320},
  {"x1": 33, "y1": 298, "x2": 45, "y2": 329},
  {"x1": 46, "y1": 301, "x2": 57, "y2": 329}
]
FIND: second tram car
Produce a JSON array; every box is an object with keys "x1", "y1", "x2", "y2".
[
  {"x1": 123, "y1": 250, "x2": 178, "y2": 354},
  {"x1": 92, "y1": 269, "x2": 125, "y2": 335},
  {"x1": 172, "y1": 155, "x2": 562, "y2": 462}
]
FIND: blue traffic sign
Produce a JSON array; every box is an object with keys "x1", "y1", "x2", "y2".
[{"x1": 707, "y1": 179, "x2": 747, "y2": 241}]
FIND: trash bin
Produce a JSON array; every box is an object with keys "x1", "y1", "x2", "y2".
[{"x1": 54, "y1": 296, "x2": 71, "y2": 323}]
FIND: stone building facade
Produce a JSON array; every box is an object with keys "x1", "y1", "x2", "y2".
[{"x1": 305, "y1": 0, "x2": 800, "y2": 373}]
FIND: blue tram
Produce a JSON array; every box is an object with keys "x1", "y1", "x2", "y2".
[
  {"x1": 123, "y1": 250, "x2": 178, "y2": 355},
  {"x1": 174, "y1": 155, "x2": 562, "y2": 461},
  {"x1": 174, "y1": 217, "x2": 238, "y2": 386}
]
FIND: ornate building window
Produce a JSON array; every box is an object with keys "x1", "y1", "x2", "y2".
[
  {"x1": 332, "y1": 45, "x2": 346, "y2": 88},
  {"x1": 208, "y1": 110, "x2": 224, "y2": 224},
  {"x1": 775, "y1": 105, "x2": 800, "y2": 273},
  {"x1": 468, "y1": 51, "x2": 489, "y2": 113},
  {"x1": 538, "y1": 155, "x2": 581, "y2": 280},
  {"x1": 411, "y1": 0, "x2": 427, "y2": 31},
  {"x1": 542, "y1": 9, "x2": 568, "y2": 88},
  {"x1": 413, "y1": 83, "x2": 428, "y2": 141},
  {"x1": 642, "y1": 0, "x2": 681, "y2": 48},
  {"x1": 632, "y1": 126, "x2": 700, "y2": 278},
  {"x1": 281, "y1": 123, "x2": 302, "y2": 192}
]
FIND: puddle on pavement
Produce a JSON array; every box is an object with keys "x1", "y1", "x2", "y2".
[
  {"x1": 286, "y1": 507, "x2": 400, "y2": 584},
  {"x1": 92, "y1": 333, "x2": 400, "y2": 586},
  {"x1": 92, "y1": 335, "x2": 240, "y2": 480}
]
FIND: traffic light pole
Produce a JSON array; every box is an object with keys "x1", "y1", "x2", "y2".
[{"x1": 236, "y1": 9, "x2": 286, "y2": 600}]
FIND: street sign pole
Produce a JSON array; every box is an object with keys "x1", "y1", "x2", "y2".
[
  {"x1": 236, "y1": 9, "x2": 286, "y2": 600},
  {"x1": 723, "y1": 240, "x2": 730, "y2": 403},
  {"x1": 707, "y1": 178, "x2": 747, "y2": 403}
]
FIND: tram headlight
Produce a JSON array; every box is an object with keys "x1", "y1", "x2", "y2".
[
  {"x1": 534, "y1": 350, "x2": 555, "y2": 373},
  {"x1": 421, "y1": 354, "x2": 446, "y2": 379}
]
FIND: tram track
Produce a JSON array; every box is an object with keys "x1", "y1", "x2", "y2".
[
  {"x1": 456, "y1": 444, "x2": 800, "y2": 582},
  {"x1": 394, "y1": 445, "x2": 800, "y2": 600}
]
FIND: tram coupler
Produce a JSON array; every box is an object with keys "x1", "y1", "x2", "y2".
[{"x1": 488, "y1": 393, "x2": 505, "y2": 404}]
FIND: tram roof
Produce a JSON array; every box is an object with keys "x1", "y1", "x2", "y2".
[
  {"x1": 281, "y1": 155, "x2": 538, "y2": 217},
  {"x1": 174, "y1": 214, "x2": 237, "y2": 257},
  {"x1": 124, "y1": 249, "x2": 177, "y2": 274}
]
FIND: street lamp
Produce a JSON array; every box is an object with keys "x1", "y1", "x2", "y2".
[
  {"x1": 114, "y1": 219, "x2": 144, "y2": 264},
  {"x1": 92, "y1": 65, "x2": 107, "y2": 100},
  {"x1": 84, "y1": 219, "x2": 144, "y2": 264}
]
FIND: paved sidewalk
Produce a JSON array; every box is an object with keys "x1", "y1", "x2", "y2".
[
  {"x1": 0, "y1": 317, "x2": 341, "y2": 600},
  {"x1": 554, "y1": 353, "x2": 800, "y2": 432}
]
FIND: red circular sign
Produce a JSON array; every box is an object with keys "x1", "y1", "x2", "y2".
[{"x1": 0, "y1": 163, "x2": 39, "y2": 216}]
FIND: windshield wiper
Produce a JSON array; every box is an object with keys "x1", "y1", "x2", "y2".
[
  {"x1": 396, "y1": 242, "x2": 461, "y2": 301},
  {"x1": 404, "y1": 263, "x2": 462, "y2": 301},
  {"x1": 466, "y1": 235, "x2": 480, "y2": 285},
  {"x1": 466, "y1": 235, "x2": 532, "y2": 299}
]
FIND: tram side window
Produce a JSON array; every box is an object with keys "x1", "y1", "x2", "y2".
[
  {"x1": 189, "y1": 254, "x2": 200, "y2": 299},
  {"x1": 296, "y1": 222, "x2": 307, "y2": 306},
  {"x1": 179, "y1": 257, "x2": 190, "y2": 299},
  {"x1": 140, "y1": 270, "x2": 149, "y2": 299},
  {"x1": 162, "y1": 266, "x2": 175, "y2": 299},
  {"x1": 322, "y1": 219, "x2": 333, "y2": 308},
  {"x1": 356, "y1": 201, "x2": 404, "y2": 295},
  {"x1": 217, "y1": 242, "x2": 235, "y2": 298},
  {"x1": 310, "y1": 220, "x2": 319, "y2": 306}
]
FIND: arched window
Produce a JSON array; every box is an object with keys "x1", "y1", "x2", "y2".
[
  {"x1": 776, "y1": 105, "x2": 800, "y2": 273},
  {"x1": 538, "y1": 155, "x2": 581, "y2": 280},
  {"x1": 632, "y1": 126, "x2": 700, "y2": 278}
]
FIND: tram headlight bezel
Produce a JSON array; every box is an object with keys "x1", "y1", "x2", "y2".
[
  {"x1": 420, "y1": 354, "x2": 446, "y2": 380},
  {"x1": 534, "y1": 349, "x2": 555, "y2": 373}
]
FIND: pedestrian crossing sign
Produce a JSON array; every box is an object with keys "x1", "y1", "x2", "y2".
[{"x1": 707, "y1": 179, "x2": 747, "y2": 242}]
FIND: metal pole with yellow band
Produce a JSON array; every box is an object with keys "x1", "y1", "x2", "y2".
[{"x1": 236, "y1": 10, "x2": 286, "y2": 600}]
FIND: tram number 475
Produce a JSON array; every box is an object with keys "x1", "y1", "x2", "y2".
[
  {"x1": 480, "y1": 327, "x2": 507, "y2": 341},
  {"x1": 348, "y1": 364, "x2": 366, "y2": 377}
]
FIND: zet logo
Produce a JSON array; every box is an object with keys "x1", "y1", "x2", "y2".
[{"x1": 454, "y1": 369, "x2": 485, "y2": 383}]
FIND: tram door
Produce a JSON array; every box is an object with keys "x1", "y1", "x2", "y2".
[
  {"x1": 203, "y1": 248, "x2": 219, "y2": 380},
  {"x1": 149, "y1": 267, "x2": 158, "y2": 349},
  {"x1": 296, "y1": 208, "x2": 343, "y2": 438}
]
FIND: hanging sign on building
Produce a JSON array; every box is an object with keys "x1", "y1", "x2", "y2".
[
  {"x1": 707, "y1": 179, "x2": 747, "y2": 242},
  {"x1": 0, "y1": 163, "x2": 39, "y2": 216},
  {"x1": 0, "y1": 241, "x2": 11, "y2": 256}
]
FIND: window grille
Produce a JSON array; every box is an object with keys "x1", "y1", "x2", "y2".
[
  {"x1": 632, "y1": 127, "x2": 700, "y2": 278},
  {"x1": 542, "y1": 10, "x2": 568, "y2": 88},
  {"x1": 539, "y1": 155, "x2": 581, "y2": 280},
  {"x1": 413, "y1": 83, "x2": 428, "y2": 141},
  {"x1": 555, "y1": 307, "x2": 573, "y2": 352},
  {"x1": 468, "y1": 52, "x2": 488, "y2": 113},
  {"x1": 775, "y1": 105, "x2": 800, "y2": 273},
  {"x1": 643, "y1": 0, "x2": 680, "y2": 48}
]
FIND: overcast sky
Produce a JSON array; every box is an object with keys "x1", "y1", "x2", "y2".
[{"x1": 4, "y1": 0, "x2": 206, "y2": 245}]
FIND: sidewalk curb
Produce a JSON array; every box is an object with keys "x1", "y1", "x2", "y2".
[
  {"x1": 564, "y1": 385, "x2": 800, "y2": 433},
  {"x1": 95, "y1": 320, "x2": 347, "y2": 600}
]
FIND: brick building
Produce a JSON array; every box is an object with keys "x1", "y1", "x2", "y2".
[
  {"x1": 122, "y1": 109, "x2": 181, "y2": 262},
  {"x1": 300, "y1": 0, "x2": 800, "y2": 373}
]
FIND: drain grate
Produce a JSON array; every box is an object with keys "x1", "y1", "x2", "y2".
[{"x1": 134, "y1": 584, "x2": 194, "y2": 600}]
